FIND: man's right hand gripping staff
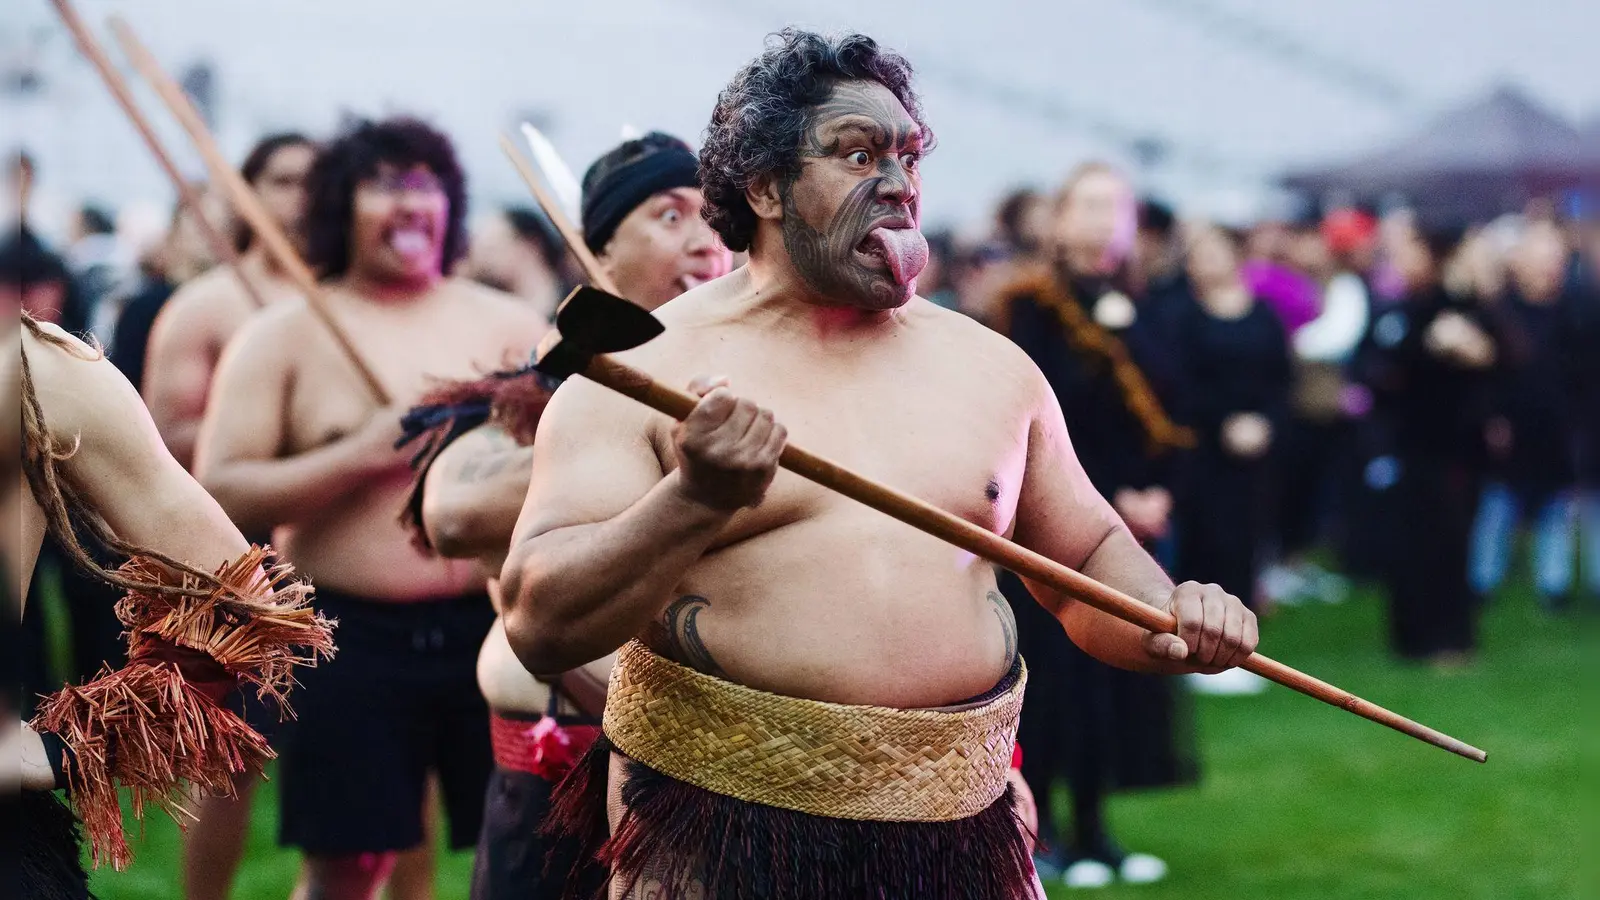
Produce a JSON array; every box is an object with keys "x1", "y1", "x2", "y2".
[{"x1": 500, "y1": 375, "x2": 786, "y2": 675}]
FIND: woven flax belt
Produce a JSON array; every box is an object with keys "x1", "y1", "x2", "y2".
[{"x1": 603, "y1": 640, "x2": 1026, "y2": 822}]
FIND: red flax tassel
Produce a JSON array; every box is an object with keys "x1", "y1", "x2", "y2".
[{"x1": 31, "y1": 547, "x2": 335, "y2": 870}]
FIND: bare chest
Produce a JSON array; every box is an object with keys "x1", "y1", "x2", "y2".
[
  {"x1": 285, "y1": 309, "x2": 518, "y2": 450},
  {"x1": 647, "y1": 345, "x2": 1032, "y2": 539}
]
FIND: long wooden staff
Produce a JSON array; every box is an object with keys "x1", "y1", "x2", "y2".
[
  {"x1": 49, "y1": 0, "x2": 267, "y2": 310},
  {"x1": 501, "y1": 136, "x2": 1487, "y2": 764},
  {"x1": 107, "y1": 16, "x2": 390, "y2": 405}
]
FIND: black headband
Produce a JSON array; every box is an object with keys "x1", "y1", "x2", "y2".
[{"x1": 581, "y1": 144, "x2": 700, "y2": 254}]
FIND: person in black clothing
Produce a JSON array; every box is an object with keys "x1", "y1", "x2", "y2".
[
  {"x1": 1470, "y1": 220, "x2": 1583, "y2": 608},
  {"x1": 106, "y1": 192, "x2": 234, "y2": 396},
  {"x1": 1353, "y1": 222, "x2": 1497, "y2": 664},
  {"x1": 1565, "y1": 226, "x2": 1599, "y2": 602},
  {"x1": 997, "y1": 163, "x2": 1196, "y2": 887},
  {"x1": 1134, "y1": 196, "x2": 1192, "y2": 344},
  {"x1": 1174, "y1": 224, "x2": 1291, "y2": 610}
]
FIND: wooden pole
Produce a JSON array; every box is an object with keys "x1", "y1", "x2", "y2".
[
  {"x1": 49, "y1": 0, "x2": 268, "y2": 309},
  {"x1": 498, "y1": 134, "x2": 619, "y2": 295},
  {"x1": 503, "y1": 135, "x2": 1487, "y2": 765},
  {"x1": 108, "y1": 16, "x2": 390, "y2": 405}
]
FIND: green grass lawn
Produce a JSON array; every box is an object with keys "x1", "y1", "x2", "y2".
[{"x1": 85, "y1": 582, "x2": 1587, "y2": 900}]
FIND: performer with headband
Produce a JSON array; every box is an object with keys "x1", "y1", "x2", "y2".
[
  {"x1": 6, "y1": 312, "x2": 331, "y2": 899},
  {"x1": 399, "y1": 130, "x2": 731, "y2": 900},
  {"x1": 504, "y1": 30, "x2": 1256, "y2": 899},
  {"x1": 143, "y1": 132, "x2": 315, "y2": 471},
  {"x1": 195, "y1": 117, "x2": 542, "y2": 900}
]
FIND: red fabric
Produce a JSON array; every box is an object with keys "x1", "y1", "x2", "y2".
[
  {"x1": 1011, "y1": 741, "x2": 1023, "y2": 771},
  {"x1": 490, "y1": 713, "x2": 601, "y2": 781},
  {"x1": 129, "y1": 635, "x2": 237, "y2": 705}
]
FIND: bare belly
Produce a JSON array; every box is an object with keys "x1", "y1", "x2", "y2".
[
  {"x1": 660, "y1": 511, "x2": 1018, "y2": 710},
  {"x1": 279, "y1": 471, "x2": 481, "y2": 600},
  {"x1": 477, "y1": 619, "x2": 616, "y2": 716}
]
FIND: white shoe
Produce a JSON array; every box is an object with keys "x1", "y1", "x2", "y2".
[
  {"x1": 1186, "y1": 668, "x2": 1269, "y2": 696},
  {"x1": 1062, "y1": 858, "x2": 1116, "y2": 889},
  {"x1": 1119, "y1": 852, "x2": 1169, "y2": 884}
]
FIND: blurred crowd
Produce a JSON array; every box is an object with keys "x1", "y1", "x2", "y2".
[
  {"x1": 5, "y1": 125, "x2": 1596, "y2": 890},
  {"x1": 14, "y1": 142, "x2": 1594, "y2": 637}
]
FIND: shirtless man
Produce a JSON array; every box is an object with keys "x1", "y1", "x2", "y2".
[
  {"x1": 9, "y1": 315, "x2": 329, "y2": 899},
  {"x1": 195, "y1": 117, "x2": 543, "y2": 900},
  {"x1": 406, "y1": 131, "x2": 730, "y2": 900},
  {"x1": 501, "y1": 31, "x2": 1257, "y2": 899},
  {"x1": 144, "y1": 133, "x2": 315, "y2": 470}
]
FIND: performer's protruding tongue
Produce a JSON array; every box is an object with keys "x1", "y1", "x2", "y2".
[
  {"x1": 861, "y1": 225, "x2": 929, "y2": 287},
  {"x1": 390, "y1": 226, "x2": 432, "y2": 259}
]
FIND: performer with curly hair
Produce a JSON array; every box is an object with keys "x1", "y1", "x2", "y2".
[
  {"x1": 193, "y1": 116, "x2": 544, "y2": 900},
  {"x1": 505, "y1": 30, "x2": 1257, "y2": 900}
]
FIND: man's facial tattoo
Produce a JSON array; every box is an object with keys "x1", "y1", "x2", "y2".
[{"x1": 780, "y1": 82, "x2": 928, "y2": 310}]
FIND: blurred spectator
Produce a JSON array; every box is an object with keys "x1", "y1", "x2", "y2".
[
  {"x1": 1173, "y1": 223, "x2": 1291, "y2": 621},
  {"x1": 1242, "y1": 217, "x2": 1321, "y2": 335},
  {"x1": 1353, "y1": 221, "x2": 1497, "y2": 665},
  {"x1": 920, "y1": 229, "x2": 959, "y2": 309},
  {"x1": 7, "y1": 148, "x2": 35, "y2": 228},
  {"x1": 1135, "y1": 197, "x2": 1190, "y2": 341},
  {"x1": 462, "y1": 205, "x2": 566, "y2": 321},
  {"x1": 1262, "y1": 209, "x2": 1375, "y2": 605},
  {"x1": 0, "y1": 225, "x2": 79, "y2": 326},
  {"x1": 1572, "y1": 225, "x2": 1600, "y2": 603},
  {"x1": 997, "y1": 162, "x2": 1194, "y2": 888},
  {"x1": 107, "y1": 187, "x2": 227, "y2": 393},
  {"x1": 1469, "y1": 220, "x2": 1583, "y2": 608},
  {"x1": 994, "y1": 186, "x2": 1052, "y2": 257},
  {"x1": 65, "y1": 202, "x2": 133, "y2": 343}
]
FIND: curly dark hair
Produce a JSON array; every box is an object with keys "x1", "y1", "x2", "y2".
[
  {"x1": 302, "y1": 117, "x2": 468, "y2": 279},
  {"x1": 699, "y1": 29, "x2": 931, "y2": 252},
  {"x1": 236, "y1": 131, "x2": 314, "y2": 252}
]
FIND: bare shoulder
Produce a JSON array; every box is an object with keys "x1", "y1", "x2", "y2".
[
  {"x1": 22, "y1": 321, "x2": 149, "y2": 440},
  {"x1": 448, "y1": 278, "x2": 543, "y2": 321},
  {"x1": 160, "y1": 266, "x2": 252, "y2": 325},
  {"x1": 913, "y1": 299, "x2": 1050, "y2": 411},
  {"x1": 210, "y1": 294, "x2": 313, "y2": 377}
]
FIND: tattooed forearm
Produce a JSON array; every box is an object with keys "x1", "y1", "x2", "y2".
[
  {"x1": 662, "y1": 594, "x2": 726, "y2": 677},
  {"x1": 987, "y1": 591, "x2": 1018, "y2": 669}
]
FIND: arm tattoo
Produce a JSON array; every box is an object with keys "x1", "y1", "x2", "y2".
[
  {"x1": 987, "y1": 591, "x2": 1018, "y2": 669},
  {"x1": 662, "y1": 594, "x2": 726, "y2": 677}
]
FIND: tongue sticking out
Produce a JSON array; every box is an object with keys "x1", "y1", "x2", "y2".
[
  {"x1": 862, "y1": 227, "x2": 929, "y2": 287},
  {"x1": 390, "y1": 229, "x2": 431, "y2": 259}
]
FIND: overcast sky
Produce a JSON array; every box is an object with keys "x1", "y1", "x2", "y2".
[{"x1": 5, "y1": 0, "x2": 1597, "y2": 236}]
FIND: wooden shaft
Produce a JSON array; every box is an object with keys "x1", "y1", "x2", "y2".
[
  {"x1": 583, "y1": 354, "x2": 1487, "y2": 763},
  {"x1": 108, "y1": 16, "x2": 391, "y2": 405},
  {"x1": 499, "y1": 111, "x2": 1486, "y2": 765},
  {"x1": 497, "y1": 135, "x2": 620, "y2": 296},
  {"x1": 49, "y1": 0, "x2": 268, "y2": 309}
]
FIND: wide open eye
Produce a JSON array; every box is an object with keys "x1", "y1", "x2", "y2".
[{"x1": 846, "y1": 150, "x2": 871, "y2": 167}]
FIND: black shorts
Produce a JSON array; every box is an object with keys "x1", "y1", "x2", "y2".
[
  {"x1": 277, "y1": 589, "x2": 495, "y2": 855},
  {"x1": 469, "y1": 763, "x2": 605, "y2": 900}
]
